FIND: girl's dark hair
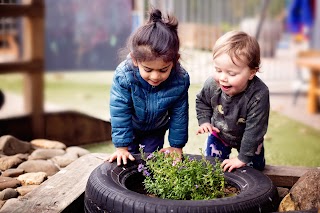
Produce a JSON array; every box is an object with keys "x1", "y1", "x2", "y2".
[{"x1": 127, "y1": 8, "x2": 180, "y2": 64}]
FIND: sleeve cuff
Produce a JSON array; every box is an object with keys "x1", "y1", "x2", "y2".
[
  {"x1": 169, "y1": 143, "x2": 186, "y2": 149},
  {"x1": 198, "y1": 117, "x2": 211, "y2": 126},
  {"x1": 237, "y1": 153, "x2": 252, "y2": 164}
]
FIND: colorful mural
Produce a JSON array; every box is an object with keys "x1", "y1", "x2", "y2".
[{"x1": 45, "y1": 0, "x2": 132, "y2": 71}]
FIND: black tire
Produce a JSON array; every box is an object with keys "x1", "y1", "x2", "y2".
[
  {"x1": 85, "y1": 154, "x2": 279, "y2": 213},
  {"x1": 0, "y1": 90, "x2": 4, "y2": 110}
]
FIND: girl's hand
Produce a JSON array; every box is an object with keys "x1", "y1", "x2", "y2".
[
  {"x1": 107, "y1": 147, "x2": 135, "y2": 166},
  {"x1": 221, "y1": 157, "x2": 246, "y2": 172},
  {"x1": 196, "y1": 123, "x2": 220, "y2": 135}
]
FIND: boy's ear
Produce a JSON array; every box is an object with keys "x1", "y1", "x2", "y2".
[
  {"x1": 248, "y1": 69, "x2": 257, "y2": 80},
  {"x1": 130, "y1": 53, "x2": 138, "y2": 66}
]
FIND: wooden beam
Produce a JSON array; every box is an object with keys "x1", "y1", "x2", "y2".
[
  {"x1": 0, "y1": 111, "x2": 112, "y2": 146},
  {"x1": 0, "y1": 153, "x2": 109, "y2": 213},
  {"x1": 0, "y1": 4, "x2": 44, "y2": 18},
  {"x1": 0, "y1": 60, "x2": 43, "y2": 74},
  {"x1": 263, "y1": 165, "x2": 314, "y2": 188}
]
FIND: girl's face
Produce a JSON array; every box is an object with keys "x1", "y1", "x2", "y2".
[
  {"x1": 133, "y1": 57, "x2": 173, "y2": 87},
  {"x1": 213, "y1": 53, "x2": 256, "y2": 96}
]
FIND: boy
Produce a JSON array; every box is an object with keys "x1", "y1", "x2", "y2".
[{"x1": 196, "y1": 30, "x2": 269, "y2": 172}]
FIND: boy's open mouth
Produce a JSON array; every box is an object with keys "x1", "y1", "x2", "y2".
[{"x1": 221, "y1": 85, "x2": 232, "y2": 90}]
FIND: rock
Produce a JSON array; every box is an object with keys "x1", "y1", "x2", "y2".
[
  {"x1": 17, "y1": 160, "x2": 60, "y2": 176},
  {"x1": 28, "y1": 148, "x2": 66, "y2": 160},
  {"x1": 278, "y1": 193, "x2": 297, "y2": 212},
  {"x1": 289, "y1": 169, "x2": 320, "y2": 211},
  {"x1": 66, "y1": 146, "x2": 90, "y2": 157},
  {"x1": 16, "y1": 185, "x2": 39, "y2": 196},
  {"x1": 0, "y1": 200, "x2": 6, "y2": 209},
  {"x1": 0, "y1": 188, "x2": 18, "y2": 200},
  {"x1": 30, "y1": 139, "x2": 66, "y2": 150},
  {"x1": 0, "y1": 177, "x2": 21, "y2": 190},
  {"x1": 277, "y1": 187, "x2": 290, "y2": 200},
  {"x1": 0, "y1": 198, "x2": 18, "y2": 211},
  {"x1": 0, "y1": 135, "x2": 31, "y2": 155},
  {"x1": 17, "y1": 172, "x2": 47, "y2": 186},
  {"x1": 1, "y1": 168, "x2": 24, "y2": 177},
  {"x1": 0, "y1": 155, "x2": 24, "y2": 170},
  {"x1": 50, "y1": 152, "x2": 78, "y2": 168},
  {"x1": 15, "y1": 153, "x2": 29, "y2": 160}
]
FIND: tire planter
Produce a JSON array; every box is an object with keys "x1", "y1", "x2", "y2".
[{"x1": 84, "y1": 154, "x2": 279, "y2": 213}]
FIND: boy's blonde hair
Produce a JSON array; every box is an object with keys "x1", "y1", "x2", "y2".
[{"x1": 213, "y1": 30, "x2": 260, "y2": 71}]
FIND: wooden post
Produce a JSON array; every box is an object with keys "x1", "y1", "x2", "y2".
[
  {"x1": 0, "y1": 0, "x2": 45, "y2": 138},
  {"x1": 307, "y1": 70, "x2": 319, "y2": 113},
  {"x1": 23, "y1": 0, "x2": 45, "y2": 138}
]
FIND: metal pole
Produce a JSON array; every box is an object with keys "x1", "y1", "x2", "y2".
[{"x1": 255, "y1": 0, "x2": 270, "y2": 40}]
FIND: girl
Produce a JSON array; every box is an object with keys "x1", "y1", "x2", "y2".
[{"x1": 108, "y1": 9, "x2": 190, "y2": 166}]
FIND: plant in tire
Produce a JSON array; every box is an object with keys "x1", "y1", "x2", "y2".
[
  {"x1": 85, "y1": 153, "x2": 279, "y2": 213},
  {"x1": 138, "y1": 146, "x2": 226, "y2": 200}
]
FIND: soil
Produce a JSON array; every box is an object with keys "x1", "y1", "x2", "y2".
[{"x1": 223, "y1": 184, "x2": 240, "y2": 197}]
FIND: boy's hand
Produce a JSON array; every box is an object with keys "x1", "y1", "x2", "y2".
[
  {"x1": 160, "y1": 147, "x2": 183, "y2": 164},
  {"x1": 196, "y1": 123, "x2": 220, "y2": 135},
  {"x1": 221, "y1": 157, "x2": 246, "y2": 172},
  {"x1": 159, "y1": 147, "x2": 183, "y2": 157},
  {"x1": 107, "y1": 147, "x2": 135, "y2": 166}
]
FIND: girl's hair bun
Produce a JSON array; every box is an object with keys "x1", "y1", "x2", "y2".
[{"x1": 150, "y1": 9, "x2": 162, "y2": 23}]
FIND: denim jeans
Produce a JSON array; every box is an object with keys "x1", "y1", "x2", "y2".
[
  {"x1": 205, "y1": 133, "x2": 265, "y2": 171},
  {"x1": 128, "y1": 125, "x2": 168, "y2": 154}
]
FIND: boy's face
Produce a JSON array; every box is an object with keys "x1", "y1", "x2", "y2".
[
  {"x1": 213, "y1": 53, "x2": 256, "y2": 96},
  {"x1": 133, "y1": 58, "x2": 173, "y2": 87}
]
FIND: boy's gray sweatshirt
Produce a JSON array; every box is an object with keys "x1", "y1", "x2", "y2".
[{"x1": 196, "y1": 76, "x2": 270, "y2": 163}]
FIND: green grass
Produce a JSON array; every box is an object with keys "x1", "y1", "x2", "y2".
[{"x1": 1, "y1": 72, "x2": 320, "y2": 167}]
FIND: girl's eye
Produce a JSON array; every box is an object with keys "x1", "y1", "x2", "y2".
[
  {"x1": 160, "y1": 69, "x2": 168, "y2": 73},
  {"x1": 215, "y1": 68, "x2": 222, "y2": 72},
  {"x1": 144, "y1": 68, "x2": 152, "y2": 72},
  {"x1": 229, "y1": 73, "x2": 236, "y2": 76}
]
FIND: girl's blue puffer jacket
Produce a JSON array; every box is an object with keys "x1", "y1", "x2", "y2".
[{"x1": 110, "y1": 57, "x2": 190, "y2": 149}]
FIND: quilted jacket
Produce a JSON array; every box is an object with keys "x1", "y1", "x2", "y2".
[{"x1": 110, "y1": 57, "x2": 190, "y2": 148}]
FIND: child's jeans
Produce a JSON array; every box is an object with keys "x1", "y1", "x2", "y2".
[
  {"x1": 128, "y1": 125, "x2": 168, "y2": 154},
  {"x1": 205, "y1": 133, "x2": 265, "y2": 171}
]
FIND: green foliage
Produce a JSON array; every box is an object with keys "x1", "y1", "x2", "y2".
[{"x1": 138, "y1": 147, "x2": 225, "y2": 200}]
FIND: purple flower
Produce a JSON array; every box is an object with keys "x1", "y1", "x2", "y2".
[
  {"x1": 143, "y1": 170, "x2": 150, "y2": 177},
  {"x1": 139, "y1": 144, "x2": 145, "y2": 149},
  {"x1": 195, "y1": 185, "x2": 199, "y2": 189},
  {"x1": 147, "y1": 153, "x2": 154, "y2": 160},
  {"x1": 138, "y1": 163, "x2": 144, "y2": 172},
  {"x1": 164, "y1": 150, "x2": 170, "y2": 154}
]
